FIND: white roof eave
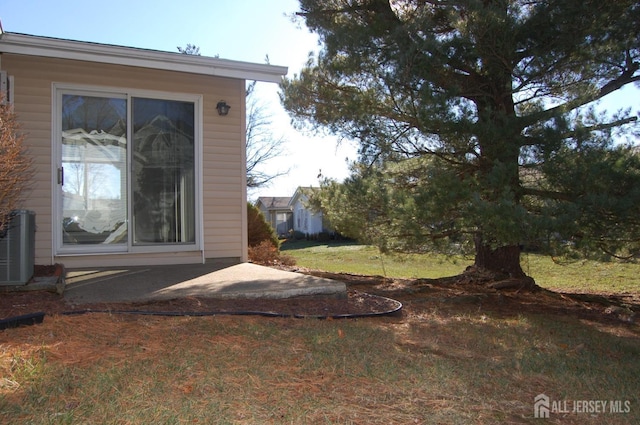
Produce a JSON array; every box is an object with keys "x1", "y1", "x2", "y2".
[{"x1": 0, "y1": 32, "x2": 288, "y2": 83}]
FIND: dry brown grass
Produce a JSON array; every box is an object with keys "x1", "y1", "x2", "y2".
[
  {"x1": 2, "y1": 264, "x2": 640, "y2": 424},
  {"x1": 1, "y1": 291, "x2": 639, "y2": 425}
]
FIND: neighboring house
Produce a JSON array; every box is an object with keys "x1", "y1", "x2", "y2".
[
  {"x1": 289, "y1": 187, "x2": 330, "y2": 236},
  {"x1": 255, "y1": 197, "x2": 292, "y2": 237},
  {"x1": 0, "y1": 30, "x2": 287, "y2": 267}
]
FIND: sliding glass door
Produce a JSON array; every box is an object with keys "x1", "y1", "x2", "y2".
[
  {"x1": 60, "y1": 94, "x2": 128, "y2": 248},
  {"x1": 57, "y1": 88, "x2": 198, "y2": 254},
  {"x1": 132, "y1": 98, "x2": 195, "y2": 245}
]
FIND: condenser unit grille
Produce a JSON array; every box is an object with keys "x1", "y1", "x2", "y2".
[{"x1": 0, "y1": 210, "x2": 35, "y2": 285}]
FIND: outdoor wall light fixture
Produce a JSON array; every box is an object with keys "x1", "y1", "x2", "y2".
[{"x1": 216, "y1": 100, "x2": 231, "y2": 116}]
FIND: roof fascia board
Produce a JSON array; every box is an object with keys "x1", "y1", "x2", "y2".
[
  {"x1": 0, "y1": 33, "x2": 287, "y2": 83},
  {"x1": 289, "y1": 189, "x2": 303, "y2": 207}
]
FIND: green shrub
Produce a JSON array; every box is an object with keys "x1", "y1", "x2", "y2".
[
  {"x1": 290, "y1": 230, "x2": 306, "y2": 240},
  {"x1": 247, "y1": 203, "x2": 279, "y2": 248},
  {"x1": 317, "y1": 231, "x2": 331, "y2": 242}
]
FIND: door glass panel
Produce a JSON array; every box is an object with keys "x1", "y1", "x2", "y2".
[
  {"x1": 132, "y1": 98, "x2": 195, "y2": 244},
  {"x1": 61, "y1": 95, "x2": 127, "y2": 246}
]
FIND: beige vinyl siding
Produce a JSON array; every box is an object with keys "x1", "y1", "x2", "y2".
[
  {"x1": 2, "y1": 53, "x2": 246, "y2": 267},
  {"x1": 56, "y1": 251, "x2": 205, "y2": 268}
]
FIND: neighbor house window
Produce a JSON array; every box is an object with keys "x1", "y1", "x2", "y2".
[{"x1": 55, "y1": 86, "x2": 201, "y2": 254}]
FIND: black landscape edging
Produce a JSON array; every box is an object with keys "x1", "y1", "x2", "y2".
[
  {"x1": 0, "y1": 312, "x2": 46, "y2": 330},
  {"x1": 1, "y1": 294, "x2": 403, "y2": 328}
]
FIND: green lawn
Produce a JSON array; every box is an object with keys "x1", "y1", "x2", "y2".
[
  {"x1": 282, "y1": 240, "x2": 640, "y2": 294},
  {"x1": 281, "y1": 241, "x2": 470, "y2": 278}
]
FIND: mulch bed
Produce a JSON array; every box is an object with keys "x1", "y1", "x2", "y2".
[
  {"x1": 1, "y1": 289, "x2": 401, "y2": 321},
  {"x1": 1, "y1": 265, "x2": 639, "y2": 331}
]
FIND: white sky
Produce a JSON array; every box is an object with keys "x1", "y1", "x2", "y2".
[{"x1": 2, "y1": 0, "x2": 638, "y2": 201}]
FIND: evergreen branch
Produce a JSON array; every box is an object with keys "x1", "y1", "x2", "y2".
[
  {"x1": 569, "y1": 116, "x2": 638, "y2": 136},
  {"x1": 518, "y1": 65, "x2": 640, "y2": 130},
  {"x1": 520, "y1": 187, "x2": 573, "y2": 202},
  {"x1": 597, "y1": 243, "x2": 640, "y2": 261},
  {"x1": 520, "y1": 116, "x2": 638, "y2": 147}
]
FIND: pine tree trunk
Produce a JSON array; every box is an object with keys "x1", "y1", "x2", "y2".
[{"x1": 473, "y1": 235, "x2": 526, "y2": 279}]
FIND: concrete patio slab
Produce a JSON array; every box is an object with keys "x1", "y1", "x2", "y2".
[{"x1": 63, "y1": 261, "x2": 347, "y2": 305}]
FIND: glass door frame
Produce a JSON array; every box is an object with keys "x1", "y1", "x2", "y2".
[{"x1": 52, "y1": 84, "x2": 203, "y2": 256}]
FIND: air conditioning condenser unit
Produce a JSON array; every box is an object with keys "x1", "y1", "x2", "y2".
[{"x1": 0, "y1": 210, "x2": 35, "y2": 285}]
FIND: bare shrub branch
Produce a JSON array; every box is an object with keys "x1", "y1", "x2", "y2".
[{"x1": 0, "y1": 93, "x2": 33, "y2": 231}]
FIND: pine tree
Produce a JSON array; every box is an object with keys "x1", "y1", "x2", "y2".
[{"x1": 281, "y1": 0, "x2": 640, "y2": 283}]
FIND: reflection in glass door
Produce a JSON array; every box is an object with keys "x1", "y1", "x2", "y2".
[
  {"x1": 132, "y1": 98, "x2": 195, "y2": 245},
  {"x1": 60, "y1": 94, "x2": 128, "y2": 247},
  {"x1": 57, "y1": 90, "x2": 198, "y2": 254}
]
